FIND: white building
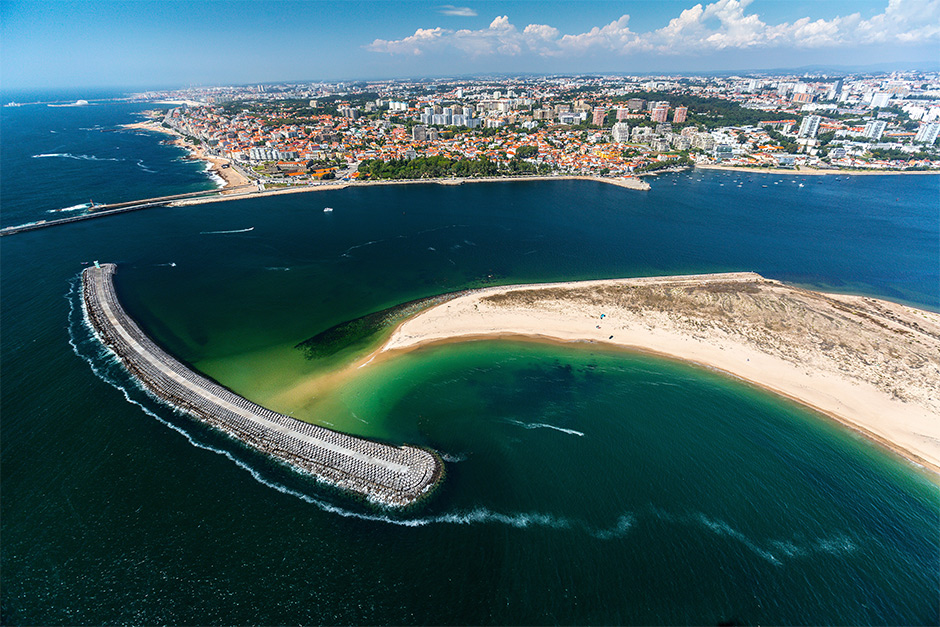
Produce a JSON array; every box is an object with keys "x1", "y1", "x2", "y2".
[
  {"x1": 870, "y1": 92, "x2": 891, "y2": 108},
  {"x1": 914, "y1": 122, "x2": 940, "y2": 144},
  {"x1": 863, "y1": 120, "x2": 887, "y2": 141},
  {"x1": 798, "y1": 115, "x2": 821, "y2": 139},
  {"x1": 612, "y1": 122, "x2": 631, "y2": 143}
]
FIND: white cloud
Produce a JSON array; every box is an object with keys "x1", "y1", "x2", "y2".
[
  {"x1": 438, "y1": 5, "x2": 477, "y2": 17},
  {"x1": 367, "y1": 0, "x2": 940, "y2": 58}
]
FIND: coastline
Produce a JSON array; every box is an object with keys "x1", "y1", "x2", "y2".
[
  {"x1": 122, "y1": 121, "x2": 252, "y2": 191},
  {"x1": 372, "y1": 273, "x2": 940, "y2": 475},
  {"x1": 168, "y1": 173, "x2": 649, "y2": 208},
  {"x1": 695, "y1": 163, "x2": 940, "y2": 176}
]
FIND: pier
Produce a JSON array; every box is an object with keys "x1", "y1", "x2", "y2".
[{"x1": 82, "y1": 263, "x2": 443, "y2": 506}]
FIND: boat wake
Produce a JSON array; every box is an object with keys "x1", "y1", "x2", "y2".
[
  {"x1": 32, "y1": 152, "x2": 121, "y2": 162},
  {"x1": 200, "y1": 227, "x2": 255, "y2": 234},
  {"x1": 341, "y1": 235, "x2": 408, "y2": 258},
  {"x1": 507, "y1": 419, "x2": 585, "y2": 437}
]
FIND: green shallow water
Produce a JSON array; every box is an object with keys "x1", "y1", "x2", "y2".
[{"x1": 2, "y1": 174, "x2": 939, "y2": 625}]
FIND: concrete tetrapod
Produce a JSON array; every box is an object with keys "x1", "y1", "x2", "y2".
[{"x1": 81, "y1": 263, "x2": 443, "y2": 507}]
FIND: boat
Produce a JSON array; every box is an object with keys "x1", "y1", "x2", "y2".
[{"x1": 323, "y1": 207, "x2": 333, "y2": 213}]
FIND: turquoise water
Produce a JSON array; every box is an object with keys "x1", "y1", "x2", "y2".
[{"x1": 1, "y1": 102, "x2": 939, "y2": 625}]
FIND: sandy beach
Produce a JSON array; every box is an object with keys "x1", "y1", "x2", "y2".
[
  {"x1": 375, "y1": 273, "x2": 940, "y2": 474},
  {"x1": 122, "y1": 121, "x2": 252, "y2": 191},
  {"x1": 695, "y1": 163, "x2": 940, "y2": 176}
]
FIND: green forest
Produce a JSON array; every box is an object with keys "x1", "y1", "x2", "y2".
[{"x1": 357, "y1": 155, "x2": 550, "y2": 179}]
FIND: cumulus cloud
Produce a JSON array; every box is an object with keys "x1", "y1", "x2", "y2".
[
  {"x1": 366, "y1": 0, "x2": 940, "y2": 57},
  {"x1": 438, "y1": 5, "x2": 477, "y2": 17}
]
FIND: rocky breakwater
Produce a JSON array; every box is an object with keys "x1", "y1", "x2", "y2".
[{"x1": 82, "y1": 263, "x2": 443, "y2": 507}]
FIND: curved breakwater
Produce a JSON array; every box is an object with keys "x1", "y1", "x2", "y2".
[{"x1": 81, "y1": 263, "x2": 443, "y2": 507}]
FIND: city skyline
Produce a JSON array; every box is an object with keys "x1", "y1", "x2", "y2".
[{"x1": 1, "y1": 0, "x2": 939, "y2": 90}]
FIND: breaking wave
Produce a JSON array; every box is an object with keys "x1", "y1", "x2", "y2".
[{"x1": 48, "y1": 202, "x2": 91, "y2": 214}]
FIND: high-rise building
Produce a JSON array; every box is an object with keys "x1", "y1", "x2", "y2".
[
  {"x1": 672, "y1": 106, "x2": 688, "y2": 124},
  {"x1": 616, "y1": 108, "x2": 630, "y2": 120},
  {"x1": 612, "y1": 122, "x2": 630, "y2": 143},
  {"x1": 651, "y1": 105, "x2": 669, "y2": 123},
  {"x1": 412, "y1": 125, "x2": 428, "y2": 141},
  {"x1": 870, "y1": 92, "x2": 891, "y2": 108},
  {"x1": 914, "y1": 121, "x2": 940, "y2": 144},
  {"x1": 592, "y1": 107, "x2": 607, "y2": 126},
  {"x1": 626, "y1": 98, "x2": 646, "y2": 111},
  {"x1": 863, "y1": 120, "x2": 887, "y2": 140},
  {"x1": 792, "y1": 93, "x2": 815, "y2": 105},
  {"x1": 827, "y1": 78, "x2": 844, "y2": 100},
  {"x1": 798, "y1": 115, "x2": 821, "y2": 138}
]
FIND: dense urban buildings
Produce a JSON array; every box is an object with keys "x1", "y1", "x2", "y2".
[{"x1": 133, "y1": 69, "x2": 940, "y2": 184}]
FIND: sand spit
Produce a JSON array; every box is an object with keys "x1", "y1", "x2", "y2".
[{"x1": 379, "y1": 273, "x2": 940, "y2": 474}]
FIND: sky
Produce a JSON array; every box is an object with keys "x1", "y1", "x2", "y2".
[{"x1": 1, "y1": 0, "x2": 938, "y2": 90}]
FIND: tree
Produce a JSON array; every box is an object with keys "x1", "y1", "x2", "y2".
[{"x1": 516, "y1": 145, "x2": 538, "y2": 159}]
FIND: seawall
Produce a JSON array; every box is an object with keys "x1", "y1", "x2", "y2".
[{"x1": 81, "y1": 263, "x2": 443, "y2": 507}]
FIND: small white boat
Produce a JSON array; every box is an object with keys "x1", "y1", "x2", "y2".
[{"x1": 323, "y1": 207, "x2": 333, "y2": 213}]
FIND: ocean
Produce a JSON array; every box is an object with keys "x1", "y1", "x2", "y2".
[
  {"x1": 0, "y1": 90, "x2": 219, "y2": 228},
  {"x1": 1, "y1": 98, "x2": 938, "y2": 625}
]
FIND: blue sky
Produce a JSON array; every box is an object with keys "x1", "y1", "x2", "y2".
[{"x1": 1, "y1": 0, "x2": 938, "y2": 90}]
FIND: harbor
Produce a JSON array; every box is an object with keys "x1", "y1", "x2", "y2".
[{"x1": 81, "y1": 263, "x2": 443, "y2": 507}]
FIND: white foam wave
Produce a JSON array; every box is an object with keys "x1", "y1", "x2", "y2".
[
  {"x1": 200, "y1": 227, "x2": 254, "y2": 234},
  {"x1": 136, "y1": 159, "x2": 156, "y2": 173},
  {"x1": 48, "y1": 203, "x2": 91, "y2": 213},
  {"x1": 441, "y1": 453, "x2": 467, "y2": 463},
  {"x1": 32, "y1": 152, "x2": 122, "y2": 162},
  {"x1": 205, "y1": 167, "x2": 226, "y2": 188},
  {"x1": 264, "y1": 266, "x2": 291, "y2": 271},
  {"x1": 592, "y1": 514, "x2": 636, "y2": 539},
  {"x1": 507, "y1": 419, "x2": 584, "y2": 437},
  {"x1": 155, "y1": 262, "x2": 177, "y2": 267},
  {"x1": 696, "y1": 513, "x2": 783, "y2": 566}
]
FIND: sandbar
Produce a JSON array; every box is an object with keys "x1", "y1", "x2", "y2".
[{"x1": 377, "y1": 273, "x2": 940, "y2": 475}]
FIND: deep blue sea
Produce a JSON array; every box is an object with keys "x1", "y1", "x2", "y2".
[
  {"x1": 1, "y1": 98, "x2": 938, "y2": 625},
  {"x1": 0, "y1": 89, "x2": 218, "y2": 228}
]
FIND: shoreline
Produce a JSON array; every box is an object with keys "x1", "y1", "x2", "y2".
[
  {"x1": 372, "y1": 273, "x2": 940, "y2": 476},
  {"x1": 695, "y1": 163, "x2": 940, "y2": 176},
  {"x1": 168, "y1": 173, "x2": 649, "y2": 208},
  {"x1": 122, "y1": 121, "x2": 252, "y2": 191}
]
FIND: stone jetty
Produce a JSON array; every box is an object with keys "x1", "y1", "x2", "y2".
[{"x1": 82, "y1": 263, "x2": 443, "y2": 507}]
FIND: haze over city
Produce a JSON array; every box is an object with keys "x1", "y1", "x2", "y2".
[{"x1": 2, "y1": 0, "x2": 938, "y2": 89}]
